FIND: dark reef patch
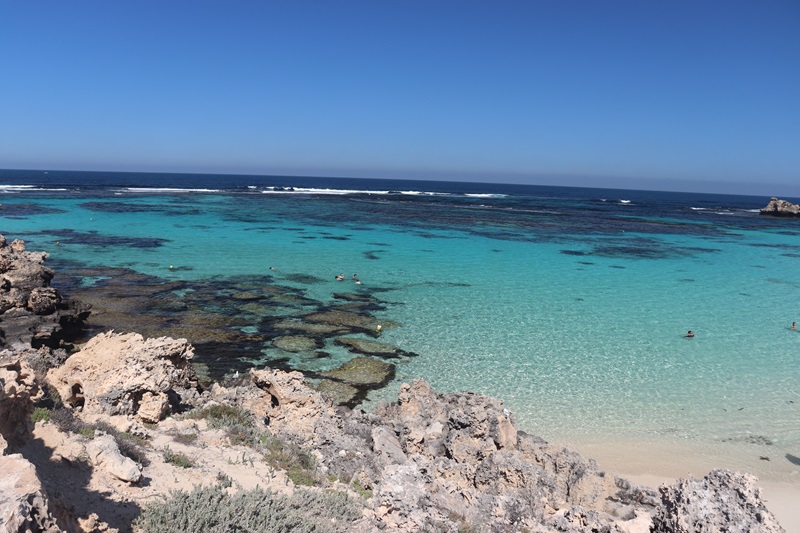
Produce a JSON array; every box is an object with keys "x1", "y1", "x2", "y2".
[
  {"x1": 79, "y1": 201, "x2": 202, "y2": 216},
  {"x1": 38, "y1": 229, "x2": 169, "y2": 248},
  {"x1": 283, "y1": 273, "x2": 328, "y2": 284},
  {"x1": 0, "y1": 203, "x2": 67, "y2": 217},
  {"x1": 363, "y1": 250, "x2": 386, "y2": 260},
  {"x1": 560, "y1": 250, "x2": 589, "y2": 256}
]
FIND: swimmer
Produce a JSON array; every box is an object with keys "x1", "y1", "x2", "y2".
[
  {"x1": 269, "y1": 266, "x2": 277, "y2": 271},
  {"x1": 352, "y1": 273, "x2": 359, "y2": 280},
  {"x1": 335, "y1": 273, "x2": 344, "y2": 281},
  {"x1": 684, "y1": 330, "x2": 694, "y2": 338},
  {"x1": 793, "y1": 322, "x2": 796, "y2": 331}
]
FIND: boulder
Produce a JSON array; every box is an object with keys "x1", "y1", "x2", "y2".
[
  {"x1": 84, "y1": 432, "x2": 142, "y2": 483},
  {"x1": 47, "y1": 332, "x2": 196, "y2": 422},
  {"x1": 652, "y1": 469, "x2": 784, "y2": 532},
  {"x1": 760, "y1": 197, "x2": 800, "y2": 217}
]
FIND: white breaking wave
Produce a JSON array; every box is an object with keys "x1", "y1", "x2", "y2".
[
  {"x1": 260, "y1": 187, "x2": 451, "y2": 196},
  {"x1": 122, "y1": 187, "x2": 222, "y2": 193},
  {"x1": 619, "y1": 200, "x2": 632, "y2": 204},
  {"x1": 0, "y1": 185, "x2": 37, "y2": 193},
  {"x1": 464, "y1": 193, "x2": 508, "y2": 198}
]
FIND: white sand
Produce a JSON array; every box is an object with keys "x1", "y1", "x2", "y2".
[{"x1": 556, "y1": 436, "x2": 800, "y2": 532}]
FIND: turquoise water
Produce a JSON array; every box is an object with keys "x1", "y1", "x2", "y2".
[{"x1": 1, "y1": 172, "x2": 799, "y2": 481}]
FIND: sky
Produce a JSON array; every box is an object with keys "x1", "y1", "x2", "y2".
[{"x1": 1, "y1": 1, "x2": 798, "y2": 195}]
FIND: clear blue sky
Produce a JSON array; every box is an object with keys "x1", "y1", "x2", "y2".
[{"x1": 1, "y1": 1, "x2": 798, "y2": 195}]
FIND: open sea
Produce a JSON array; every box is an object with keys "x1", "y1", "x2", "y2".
[{"x1": 2, "y1": 169, "x2": 799, "y2": 483}]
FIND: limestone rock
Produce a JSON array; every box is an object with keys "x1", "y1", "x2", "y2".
[
  {"x1": 760, "y1": 197, "x2": 800, "y2": 217},
  {"x1": 247, "y1": 368, "x2": 340, "y2": 444},
  {"x1": 0, "y1": 355, "x2": 42, "y2": 444},
  {"x1": 371, "y1": 426, "x2": 407, "y2": 465},
  {"x1": 0, "y1": 235, "x2": 89, "y2": 350},
  {"x1": 47, "y1": 331, "x2": 196, "y2": 422},
  {"x1": 85, "y1": 433, "x2": 142, "y2": 483},
  {"x1": 0, "y1": 453, "x2": 61, "y2": 532},
  {"x1": 652, "y1": 469, "x2": 784, "y2": 533}
]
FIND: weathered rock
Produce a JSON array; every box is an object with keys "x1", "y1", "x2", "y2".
[
  {"x1": 47, "y1": 331, "x2": 196, "y2": 422},
  {"x1": 652, "y1": 469, "x2": 784, "y2": 533},
  {"x1": 0, "y1": 235, "x2": 89, "y2": 350},
  {"x1": 246, "y1": 368, "x2": 340, "y2": 443},
  {"x1": 0, "y1": 453, "x2": 61, "y2": 533},
  {"x1": 760, "y1": 197, "x2": 800, "y2": 217},
  {"x1": 0, "y1": 355, "x2": 42, "y2": 444},
  {"x1": 85, "y1": 432, "x2": 142, "y2": 483},
  {"x1": 371, "y1": 426, "x2": 407, "y2": 466}
]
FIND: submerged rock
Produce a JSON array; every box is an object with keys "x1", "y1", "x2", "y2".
[
  {"x1": 319, "y1": 357, "x2": 395, "y2": 407},
  {"x1": 760, "y1": 197, "x2": 800, "y2": 217},
  {"x1": 335, "y1": 337, "x2": 418, "y2": 358},
  {"x1": 271, "y1": 335, "x2": 321, "y2": 353}
]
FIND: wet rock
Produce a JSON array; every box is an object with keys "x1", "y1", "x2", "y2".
[
  {"x1": 652, "y1": 469, "x2": 784, "y2": 532},
  {"x1": 760, "y1": 197, "x2": 800, "y2": 217},
  {"x1": 47, "y1": 331, "x2": 197, "y2": 422},
  {"x1": 335, "y1": 337, "x2": 417, "y2": 358},
  {"x1": 270, "y1": 319, "x2": 349, "y2": 336},
  {"x1": 0, "y1": 235, "x2": 90, "y2": 349},
  {"x1": 272, "y1": 335, "x2": 321, "y2": 353}
]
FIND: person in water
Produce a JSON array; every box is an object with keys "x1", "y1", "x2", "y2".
[
  {"x1": 793, "y1": 322, "x2": 797, "y2": 331},
  {"x1": 684, "y1": 330, "x2": 694, "y2": 338}
]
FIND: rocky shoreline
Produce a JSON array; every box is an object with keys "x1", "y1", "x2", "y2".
[{"x1": 0, "y1": 235, "x2": 787, "y2": 532}]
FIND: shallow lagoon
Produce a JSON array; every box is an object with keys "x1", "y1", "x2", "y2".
[{"x1": 2, "y1": 171, "x2": 799, "y2": 481}]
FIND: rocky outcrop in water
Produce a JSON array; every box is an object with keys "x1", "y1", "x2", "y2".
[
  {"x1": 760, "y1": 197, "x2": 800, "y2": 217},
  {"x1": 47, "y1": 331, "x2": 198, "y2": 423},
  {"x1": 0, "y1": 235, "x2": 89, "y2": 350}
]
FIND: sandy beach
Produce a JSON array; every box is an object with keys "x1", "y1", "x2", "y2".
[{"x1": 565, "y1": 437, "x2": 800, "y2": 532}]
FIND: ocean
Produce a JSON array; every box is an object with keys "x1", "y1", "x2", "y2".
[{"x1": 1, "y1": 169, "x2": 799, "y2": 482}]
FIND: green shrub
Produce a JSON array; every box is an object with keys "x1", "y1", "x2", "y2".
[
  {"x1": 351, "y1": 478, "x2": 373, "y2": 500},
  {"x1": 185, "y1": 404, "x2": 254, "y2": 429},
  {"x1": 133, "y1": 485, "x2": 363, "y2": 533},
  {"x1": 169, "y1": 431, "x2": 199, "y2": 445},
  {"x1": 163, "y1": 446, "x2": 194, "y2": 469},
  {"x1": 31, "y1": 407, "x2": 51, "y2": 424},
  {"x1": 260, "y1": 436, "x2": 319, "y2": 487}
]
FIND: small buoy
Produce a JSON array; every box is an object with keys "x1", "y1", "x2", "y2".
[
  {"x1": 376, "y1": 324, "x2": 382, "y2": 333},
  {"x1": 169, "y1": 265, "x2": 174, "y2": 270}
]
